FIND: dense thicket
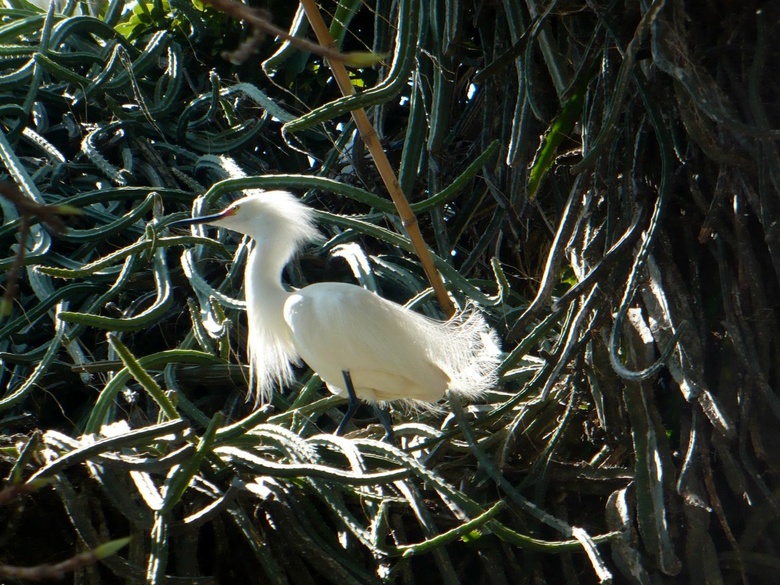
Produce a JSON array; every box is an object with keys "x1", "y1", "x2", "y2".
[{"x1": 0, "y1": 1, "x2": 778, "y2": 583}]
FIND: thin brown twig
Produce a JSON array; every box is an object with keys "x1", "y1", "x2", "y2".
[
  {"x1": 297, "y1": 0, "x2": 455, "y2": 316},
  {"x1": 2, "y1": 474, "x2": 128, "y2": 581},
  {"x1": 200, "y1": 0, "x2": 453, "y2": 315},
  {"x1": 0, "y1": 479, "x2": 46, "y2": 507},
  {"x1": 0, "y1": 182, "x2": 67, "y2": 234},
  {"x1": 0, "y1": 539, "x2": 130, "y2": 582},
  {"x1": 0, "y1": 181, "x2": 70, "y2": 315},
  {"x1": 201, "y1": 0, "x2": 362, "y2": 65}
]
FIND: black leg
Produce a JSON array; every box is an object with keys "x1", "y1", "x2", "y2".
[
  {"x1": 373, "y1": 405, "x2": 396, "y2": 444},
  {"x1": 335, "y1": 370, "x2": 360, "y2": 436}
]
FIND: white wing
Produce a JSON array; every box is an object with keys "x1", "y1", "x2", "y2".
[{"x1": 283, "y1": 283, "x2": 450, "y2": 403}]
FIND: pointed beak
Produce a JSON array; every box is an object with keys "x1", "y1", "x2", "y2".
[{"x1": 168, "y1": 206, "x2": 234, "y2": 228}]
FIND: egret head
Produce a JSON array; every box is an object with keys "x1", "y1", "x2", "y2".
[{"x1": 170, "y1": 191, "x2": 321, "y2": 248}]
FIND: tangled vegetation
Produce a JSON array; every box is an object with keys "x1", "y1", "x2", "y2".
[{"x1": 0, "y1": 0, "x2": 778, "y2": 583}]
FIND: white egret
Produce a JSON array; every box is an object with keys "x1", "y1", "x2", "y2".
[{"x1": 171, "y1": 191, "x2": 500, "y2": 436}]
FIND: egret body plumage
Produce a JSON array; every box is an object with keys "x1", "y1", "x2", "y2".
[{"x1": 173, "y1": 191, "x2": 500, "y2": 433}]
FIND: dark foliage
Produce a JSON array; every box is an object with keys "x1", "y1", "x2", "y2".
[{"x1": 0, "y1": 0, "x2": 778, "y2": 583}]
